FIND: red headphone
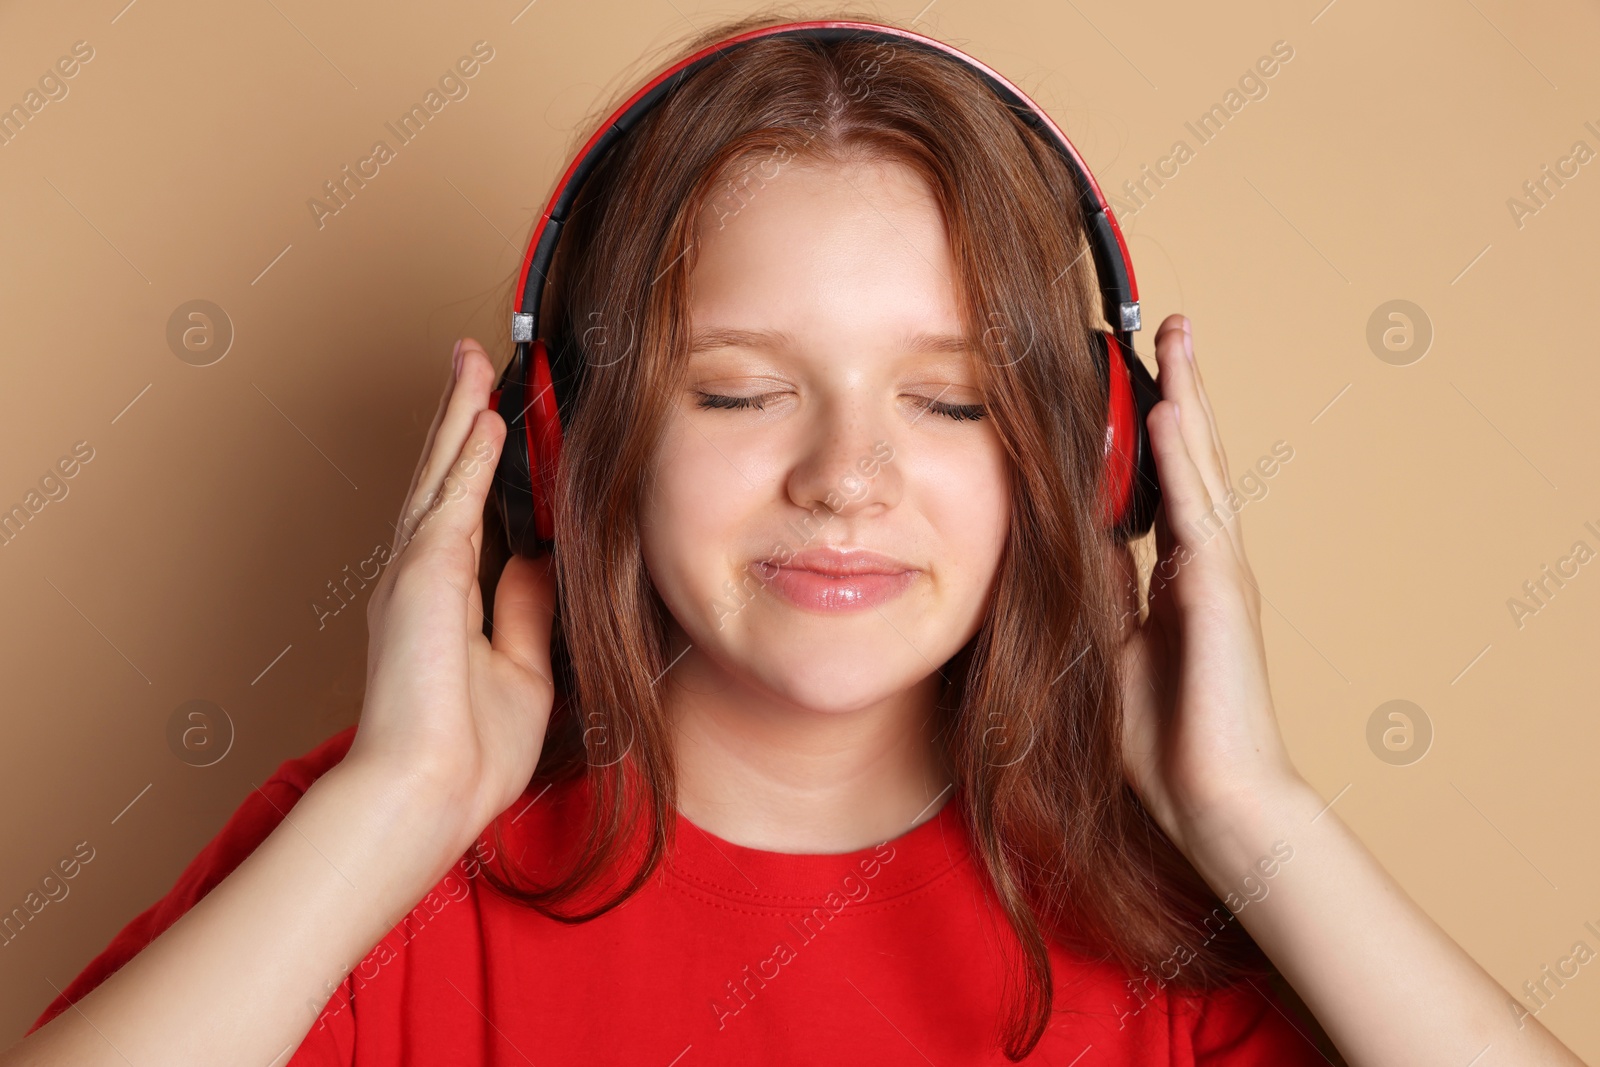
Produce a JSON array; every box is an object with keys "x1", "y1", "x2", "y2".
[{"x1": 490, "y1": 20, "x2": 1162, "y2": 556}]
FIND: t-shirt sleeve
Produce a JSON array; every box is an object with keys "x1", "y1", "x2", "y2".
[
  {"x1": 25, "y1": 726, "x2": 362, "y2": 1065},
  {"x1": 1186, "y1": 974, "x2": 1343, "y2": 1065}
]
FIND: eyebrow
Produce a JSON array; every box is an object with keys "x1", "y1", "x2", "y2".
[{"x1": 687, "y1": 326, "x2": 974, "y2": 356}]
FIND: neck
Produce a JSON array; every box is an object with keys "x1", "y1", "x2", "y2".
[{"x1": 662, "y1": 628, "x2": 955, "y2": 855}]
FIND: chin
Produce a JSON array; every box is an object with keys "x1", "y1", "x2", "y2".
[
  {"x1": 758, "y1": 668, "x2": 913, "y2": 716},
  {"x1": 735, "y1": 636, "x2": 933, "y2": 714}
]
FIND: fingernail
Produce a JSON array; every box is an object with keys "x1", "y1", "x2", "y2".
[
  {"x1": 1174, "y1": 402, "x2": 1181, "y2": 425},
  {"x1": 1181, "y1": 317, "x2": 1193, "y2": 361},
  {"x1": 452, "y1": 339, "x2": 464, "y2": 379}
]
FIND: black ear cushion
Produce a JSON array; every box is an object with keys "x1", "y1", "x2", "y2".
[
  {"x1": 492, "y1": 347, "x2": 540, "y2": 557},
  {"x1": 1115, "y1": 335, "x2": 1163, "y2": 542}
]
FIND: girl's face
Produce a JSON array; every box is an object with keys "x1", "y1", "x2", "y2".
[{"x1": 639, "y1": 157, "x2": 1011, "y2": 715}]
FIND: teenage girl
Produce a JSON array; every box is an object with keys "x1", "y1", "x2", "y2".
[{"x1": 8, "y1": 11, "x2": 1585, "y2": 1066}]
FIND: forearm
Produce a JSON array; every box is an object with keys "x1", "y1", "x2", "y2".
[
  {"x1": 1180, "y1": 776, "x2": 1584, "y2": 1067},
  {"x1": 5, "y1": 761, "x2": 473, "y2": 1067}
]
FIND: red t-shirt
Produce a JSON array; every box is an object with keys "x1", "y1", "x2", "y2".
[{"x1": 30, "y1": 726, "x2": 1331, "y2": 1064}]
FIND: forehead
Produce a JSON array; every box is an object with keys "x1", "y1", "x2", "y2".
[{"x1": 685, "y1": 157, "x2": 969, "y2": 359}]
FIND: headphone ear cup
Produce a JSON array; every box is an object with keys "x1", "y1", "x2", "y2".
[
  {"x1": 491, "y1": 345, "x2": 538, "y2": 556},
  {"x1": 1092, "y1": 331, "x2": 1162, "y2": 541},
  {"x1": 525, "y1": 338, "x2": 563, "y2": 549},
  {"x1": 491, "y1": 339, "x2": 566, "y2": 557}
]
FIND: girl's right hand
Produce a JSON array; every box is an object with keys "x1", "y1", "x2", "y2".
[
  {"x1": 344, "y1": 338, "x2": 559, "y2": 850},
  {"x1": 0, "y1": 339, "x2": 557, "y2": 1067}
]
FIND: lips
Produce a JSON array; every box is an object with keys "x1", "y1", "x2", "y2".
[
  {"x1": 755, "y1": 547, "x2": 917, "y2": 613},
  {"x1": 763, "y1": 547, "x2": 914, "y2": 576}
]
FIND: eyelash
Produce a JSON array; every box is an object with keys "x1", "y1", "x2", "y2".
[{"x1": 694, "y1": 391, "x2": 987, "y2": 422}]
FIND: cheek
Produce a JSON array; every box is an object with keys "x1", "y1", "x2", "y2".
[
  {"x1": 910, "y1": 432, "x2": 1010, "y2": 599},
  {"x1": 638, "y1": 418, "x2": 759, "y2": 613}
]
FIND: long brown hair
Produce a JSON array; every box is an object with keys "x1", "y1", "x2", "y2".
[{"x1": 475, "y1": 6, "x2": 1276, "y2": 1058}]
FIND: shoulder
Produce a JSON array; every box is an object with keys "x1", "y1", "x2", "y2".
[{"x1": 27, "y1": 726, "x2": 361, "y2": 1036}]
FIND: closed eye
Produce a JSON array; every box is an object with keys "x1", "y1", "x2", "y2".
[
  {"x1": 916, "y1": 397, "x2": 987, "y2": 422},
  {"x1": 694, "y1": 391, "x2": 772, "y2": 412},
  {"x1": 692, "y1": 391, "x2": 987, "y2": 422}
]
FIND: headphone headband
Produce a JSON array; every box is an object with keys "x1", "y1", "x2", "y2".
[{"x1": 510, "y1": 20, "x2": 1141, "y2": 349}]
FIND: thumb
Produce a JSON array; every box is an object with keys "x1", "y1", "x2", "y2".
[
  {"x1": 1105, "y1": 537, "x2": 1142, "y2": 638},
  {"x1": 490, "y1": 552, "x2": 558, "y2": 686}
]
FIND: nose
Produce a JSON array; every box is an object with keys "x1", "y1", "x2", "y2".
[{"x1": 784, "y1": 389, "x2": 902, "y2": 521}]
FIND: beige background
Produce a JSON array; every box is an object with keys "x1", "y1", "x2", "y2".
[{"x1": 2, "y1": 0, "x2": 1597, "y2": 1054}]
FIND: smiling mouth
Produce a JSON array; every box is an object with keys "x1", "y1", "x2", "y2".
[{"x1": 755, "y1": 562, "x2": 917, "y2": 613}]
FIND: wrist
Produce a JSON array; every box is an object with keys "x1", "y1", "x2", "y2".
[
  {"x1": 1170, "y1": 771, "x2": 1324, "y2": 891},
  {"x1": 316, "y1": 755, "x2": 486, "y2": 880}
]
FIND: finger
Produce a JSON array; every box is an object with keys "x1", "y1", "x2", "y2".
[
  {"x1": 1153, "y1": 317, "x2": 1250, "y2": 571},
  {"x1": 490, "y1": 552, "x2": 558, "y2": 686},
  {"x1": 1180, "y1": 319, "x2": 1231, "y2": 480},
  {"x1": 1104, "y1": 537, "x2": 1142, "y2": 637},
  {"x1": 392, "y1": 340, "x2": 461, "y2": 555},
  {"x1": 1145, "y1": 398, "x2": 1222, "y2": 578},
  {"x1": 467, "y1": 531, "x2": 486, "y2": 634},
  {"x1": 1180, "y1": 321, "x2": 1249, "y2": 556},
  {"x1": 405, "y1": 406, "x2": 507, "y2": 562},
  {"x1": 1147, "y1": 497, "x2": 1178, "y2": 608},
  {"x1": 397, "y1": 339, "x2": 493, "y2": 554},
  {"x1": 1152, "y1": 315, "x2": 1229, "y2": 513}
]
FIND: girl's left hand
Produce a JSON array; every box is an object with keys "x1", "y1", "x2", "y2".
[{"x1": 1113, "y1": 314, "x2": 1303, "y2": 854}]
